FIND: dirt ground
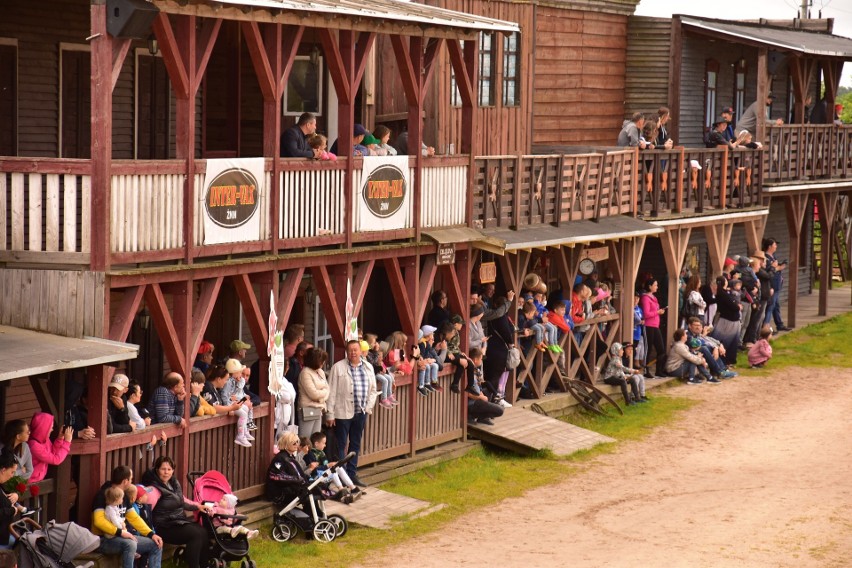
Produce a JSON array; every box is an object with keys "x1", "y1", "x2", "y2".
[{"x1": 372, "y1": 367, "x2": 852, "y2": 568}]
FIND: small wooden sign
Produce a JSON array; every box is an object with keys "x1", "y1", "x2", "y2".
[
  {"x1": 479, "y1": 261, "x2": 497, "y2": 284},
  {"x1": 437, "y1": 243, "x2": 455, "y2": 266},
  {"x1": 583, "y1": 246, "x2": 609, "y2": 262}
]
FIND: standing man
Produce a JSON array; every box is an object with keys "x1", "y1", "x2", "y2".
[
  {"x1": 92, "y1": 465, "x2": 163, "y2": 568},
  {"x1": 763, "y1": 238, "x2": 793, "y2": 331},
  {"x1": 719, "y1": 106, "x2": 736, "y2": 141},
  {"x1": 281, "y1": 112, "x2": 320, "y2": 158},
  {"x1": 737, "y1": 92, "x2": 783, "y2": 136},
  {"x1": 617, "y1": 112, "x2": 647, "y2": 148},
  {"x1": 324, "y1": 340, "x2": 376, "y2": 487}
]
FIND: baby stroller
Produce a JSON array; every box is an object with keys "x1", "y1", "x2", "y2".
[
  {"x1": 12, "y1": 517, "x2": 99, "y2": 568},
  {"x1": 187, "y1": 470, "x2": 256, "y2": 568},
  {"x1": 270, "y1": 452, "x2": 354, "y2": 543}
]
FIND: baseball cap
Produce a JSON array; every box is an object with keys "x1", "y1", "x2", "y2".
[
  {"x1": 225, "y1": 359, "x2": 245, "y2": 374},
  {"x1": 229, "y1": 339, "x2": 251, "y2": 352}
]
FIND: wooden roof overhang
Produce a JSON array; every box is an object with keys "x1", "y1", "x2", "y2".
[{"x1": 152, "y1": 0, "x2": 520, "y2": 40}]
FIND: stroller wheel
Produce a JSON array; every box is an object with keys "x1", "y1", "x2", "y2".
[
  {"x1": 173, "y1": 547, "x2": 186, "y2": 565},
  {"x1": 327, "y1": 514, "x2": 348, "y2": 538},
  {"x1": 271, "y1": 519, "x2": 298, "y2": 542},
  {"x1": 312, "y1": 519, "x2": 337, "y2": 543}
]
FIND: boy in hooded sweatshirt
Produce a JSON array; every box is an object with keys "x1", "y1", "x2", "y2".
[{"x1": 28, "y1": 412, "x2": 72, "y2": 483}]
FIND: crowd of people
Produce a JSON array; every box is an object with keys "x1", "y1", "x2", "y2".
[{"x1": 281, "y1": 112, "x2": 436, "y2": 159}]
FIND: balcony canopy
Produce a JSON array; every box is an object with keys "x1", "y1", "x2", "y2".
[
  {"x1": 166, "y1": 0, "x2": 520, "y2": 37},
  {"x1": 480, "y1": 216, "x2": 663, "y2": 253},
  {"x1": 0, "y1": 326, "x2": 138, "y2": 382},
  {"x1": 681, "y1": 16, "x2": 852, "y2": 58}
]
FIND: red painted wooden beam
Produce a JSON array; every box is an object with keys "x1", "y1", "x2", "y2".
[
  {"x1": 232, "y1": 274, "x2": 269, "y2": 351},
  {"x1": 276, "y1": 267, "x2": 305, "y2": 330},
  {"x1": 108, "y1": 285, "x2": 145, "y2": 343},
  {"x1": 144, "y1": 283, "x2": 187, "y2": 374},
  {"x1": 190, "y1": 277, "x2": 223, "y2": 357}
]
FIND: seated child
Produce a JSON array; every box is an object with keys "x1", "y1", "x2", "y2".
[
  {"x1": 130, "y1": 485, "x2": 153, "y2": 532},
  {"x1": 304, "y1": 432, "x2": 361, "y2": 504},
  {"x1": 748, "y1": 325, "x2": 773, "y2": 368},
  {"x1": 464, "y1": 348, "x2": 503, "y2": 426},
  {"x1": 307, "y1": 133, "x2": 337, "y2": 161},
  {"x1": 103, "y1": 486, "x2": 129, "y2": 539},
  {"x1": 621, "y1": 343, "x2": 647, "y2": 401},
  {"x1": 416, "y1": 326, "x2": 441, "y2": 396},
  {"x1": 665, "y1": 330, "x2": 714, "y2": 384},
  {"x1": 190, "y1": 370, "x2": 217, "y2": 417},
  {"x1": 364, "y1": 335, "x2": 397, "y2": 409},
  {"x1": 518, "y1": 300, "x2": 543, "y2": 353},
  {"x1": 210, "y1": 493, "x2": 259, "y2": 540},
  {"x1": 532, "y1": 290, "x2": 561, "y2": 353},
  {"x1": 223, "y1": 359, "x2": 255, "y2": 447},
  {"x1": 602, "y1": 343, "x2": 643, "y2": 406}
]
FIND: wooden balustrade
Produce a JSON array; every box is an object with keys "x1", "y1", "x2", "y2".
[
  {"x1": 420, "y1": 157, "x2": 468, "y2": 228},
  {"x1": 279, "y1": 160, "x2": 346, "y2": 245},
  {"x1": 766, "y1": 124, "x2": 852, "y2": 182},
  {"x1": 0, "y1": 158, "x2": 91, "y2": 263}
]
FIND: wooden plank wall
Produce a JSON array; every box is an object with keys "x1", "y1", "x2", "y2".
[
  {"x1": 625, "y1": 16, "x2": 671, "y2": 118},
  {"x1": 532, "y1": 8, "x2": 630, "y2": 147},
  {"x1": 4, "y1": 378, "x2": 41, "y2": 424},
  {"x1": 0, "y1": 269, "x2": 104, "y2": 337},
  {"x1": 678, "y1": 33, "x2": 792, "y2": 148}
]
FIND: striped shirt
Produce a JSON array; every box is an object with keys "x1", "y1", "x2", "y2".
[{"x1": 349, "y1": 360, "x2": 369, "y2": 414}]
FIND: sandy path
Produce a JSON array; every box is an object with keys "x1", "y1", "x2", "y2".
[{"x1": 370, "y1": 368, "x2": 852, "y2": 568}]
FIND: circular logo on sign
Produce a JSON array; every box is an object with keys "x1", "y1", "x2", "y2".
[
  {"x1": 204, "y1": 168, "x2": 260, "y2": 228},
  {"x1": 362, "y1": 165, "x2": 406, "y2": 218}
]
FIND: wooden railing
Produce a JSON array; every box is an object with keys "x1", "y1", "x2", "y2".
[
  {"x1": 471, "y1": 150, "x2": 637, "y2": 228},
  {"x1": 634, "y1": 147, "x2": 764, "y2": 217},
  {"x1": 0, "y1": 158, "x2": 91, "y2": 263},
  {"x1": 766, "y1": 124, "x2": 852, "y2": 182},
  {"x1": 420, "y1": 157, "x2": 468, "y2": 229}
]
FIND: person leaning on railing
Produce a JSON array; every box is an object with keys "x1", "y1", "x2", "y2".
[{"x1": 737, "y1": 92, "x2": 783, "y2": 137}]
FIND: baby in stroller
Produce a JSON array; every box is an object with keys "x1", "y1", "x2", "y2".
[
  {"x1": 210, "y1": 494, "x2": 258, "y2": 540},
  {"x1": 304, "y1": 432, "x2": 362, "y2": 504}
]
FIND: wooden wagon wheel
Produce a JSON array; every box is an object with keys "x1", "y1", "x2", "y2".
[{"x1": 553, "y1": 366, "x2": 623, "y2": 416}]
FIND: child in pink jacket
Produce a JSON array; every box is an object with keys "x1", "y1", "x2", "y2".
[
  {"x1": 748, "y1": 326, "x2": 773, "y2": 368},
  {"x1": 29, "y1": 412, "x2": 72, "y2": 483}
]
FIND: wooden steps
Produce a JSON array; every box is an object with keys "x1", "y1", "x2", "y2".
[{"x1": 467, "y1": 406, "x2": 614, "y2": 456}]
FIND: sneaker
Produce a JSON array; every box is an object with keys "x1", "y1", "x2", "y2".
[
  {"x1": 706, "y1": 377, "x2": 722, "y2": 384},
  {"x1": 639, "y1": 397, "x2": 649, "y2": 402},
  {"x1": 686, "y1": 378, "x2": 702, "y2": 385},
  {"x1": 235, "y1": 436, "x2": 252, "y2": 447},
  {"x1": 424, "y1": 383, "x2": 437, "y2": 392},
  {"x1": 536, "y1": 342, "x2": 548, "y2": 352},
  {"x1": 431, "y1": 383, "x2": 444, "y2": 393},
  {"x1": 721, "y1": 370, "x2": 737, "y2": 379},
  {"x1": 380, "y1": 399, "x2": 394, "y2": 409},
  {"x1": 777, "y1": 325, "x2": 794, "y2": 331},
  {"x1": 388, "y1": 395, "x2": 399, "y2": 405},
  {"x1": 497, "y1": 398, "x2": 512, "y2": 408},
  {"x1": 247, "y1": 530, "x2": 259, "y2": 540},
  {"x1": 548, "y1": 344, "x2": 564, "y2": 354},
  {"x1": 477, "y1": 418, "x2": 495, "y2": 426},
  {"x1": 750, "y1": 364, "x2": 764, "y2": 369},
  {"x1": 450, "y1": 383, "x2": 461, "y2": 393},
  {"x1": 245, "y1": 431, "x2": 255, "y2": 441},
  {"x1": 417, "y1": 387, "x2": 429, "y2": 397},
  {"x1": 247, "y1": 421, "x2": 258, "y2": 431}
]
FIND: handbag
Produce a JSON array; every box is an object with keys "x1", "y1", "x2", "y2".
[
  {"x1": 506, "y1": 346, "x2": 521, "y2": 370},
  {"x1": 300, "y1": 406, "x2": 322, "y2": 422}
]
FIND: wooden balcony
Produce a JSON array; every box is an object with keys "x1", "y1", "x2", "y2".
[
  {"x1": 766, "y1": 124, "x2": 852, "y2": 183},
  {"x1": 0, "y1": 156, "x2": 469, "y2": 266}
]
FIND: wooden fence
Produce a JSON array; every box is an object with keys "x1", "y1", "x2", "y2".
[{"x1": 766, "y1": 125, "x2": 852, "y2": 182}]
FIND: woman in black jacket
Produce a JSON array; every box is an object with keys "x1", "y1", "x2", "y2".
[
  {"x1": 107, "y1": 374, "x2": 134, "y2": 434},
  {"x1": 0, "y1": 452, "x2": 20, "y2": 548},
  {"x1": 142, "y1": 456, "x2": 212, "y2": 568},
  {"x1": 710, "y1": 277, "x2": 742, "y2": 366},
  {"x1": 482, "y1": 296, "x2": 515, "y2": 405},
  {"x1": 266, "y1": 432, "x2": 308, "y2": 504}
]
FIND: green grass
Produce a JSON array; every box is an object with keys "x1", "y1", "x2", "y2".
[
  {"x1": 198, "y1": 394, "x2": 695, "y2": 566},
  {"x1": 741, "y1": 310, "x2": 852, "y2": 373}
]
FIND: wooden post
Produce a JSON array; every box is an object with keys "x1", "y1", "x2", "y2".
[
  {"x1": 164, "y1": 280, "x2": 192, "y2": 487},
  {"x1": 705, "y1": 222, "x2": 735, "y2": 277},
  {"x1": 667, "y1": 17, "x2": 683, "y2": 144},
  {"x1": 448, "y1": 38, "x2": 477, "y2": 225},
  {"x1": 90, "y1": 2, "x2": 114, "y2": 272},
  {"x1": 658, "y1": 227, "x2": 692, "y2": 347},
  {"x1": 620, "y1": 237, "x2": 647, "y2": 344},
  {"x1": 815, "y1": 191, "x2": 839, "y2": 316},
  {"x1": 784, "y1": 193, "x2": 811, "y2": 328},
  {"x1": 81, "y1": 365, "x2": 109, "y2": 528},
  {"x1": 756, "y1": 48, "x2": 769, "y2": 144}
]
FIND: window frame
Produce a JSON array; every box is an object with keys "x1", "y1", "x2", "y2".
[
  {"x1": 703, "y1": 59, "x2": 720, "y2": 131},
  {"x1": 0, "y1": 38, "x2": 18, "y2": 156},
  {"x1": 282, "y1": 55, "x2": 324, "y2": 117},
  {"x1": 478, "y1": 31, "x2": 496, "y2": 108},
  {"x1": 502, "y1": 32, "x2": 520, "y2": 107},
  {"x1": 58, "y1": 43, "x2": 92, "y2": 159},
  {"x1": 733, "y1": 59, "x2": 747, "y2": 123}
]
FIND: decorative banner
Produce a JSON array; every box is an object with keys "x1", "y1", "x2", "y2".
[
  {"x1": 202, "y1": 158, "x2": 264, "y2": 245},
  {"x1": 267, "y1": 291, "x2": 286, "y2": 396},
  {"x1": 582, "y1": 246, "x2": 609, "y2": 262},
  {"x1": 344, "y1": 278, "x2": 359, "y2": 341},
  {"x1": 356, "y1": 155, "x2": 411, "y2": 232}
]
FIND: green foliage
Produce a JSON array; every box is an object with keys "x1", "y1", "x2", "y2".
[{"x1": 837, "y1": 90, "x2": 852, "y2": 124}]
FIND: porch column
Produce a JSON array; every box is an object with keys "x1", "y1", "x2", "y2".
[
  {"x1": 756, "y1": 48, "x2": 769, "y2": 144},
  {"x1": 784, "y1": 193, "x2": 811, "y2": 328},
  {"x1": 815, "y1": 191, "x2": 840, "y2": 315},
  {"x1": 447, "y1": 38, "x2": 478, "y2": 225},
  {"x1": 320, "y1": 30, "x2": 375, "y2": 248},
  {"x1": 152, "y1": 14, "x2": 221, "y2": 264},
  {"x1": 667, "y1": 16, "x2": 683, "y2": 142},
  {"x1": 659, "y1": 227, "x2": 692, "y2": 348},
  {"x1": 788, "y1": 56, "x2": 816, "y2": 124},
  {"x1": 618, "y1": 237, "x2": 647, "y2": 344}
]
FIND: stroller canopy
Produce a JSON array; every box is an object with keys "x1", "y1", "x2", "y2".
[
  {"x1": 193, "y1": 470, "x2": 234, "y2": 505},
  {"x1": 19, "y1": 520, "x2": 100, "y2": 568}
]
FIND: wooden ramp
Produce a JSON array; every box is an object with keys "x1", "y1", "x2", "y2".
[
  {"x1": 467, "y1": 406, "x2": 614, "y2": 456},
  {"x1": 324, "y1": 488, "x2": 444, "y2": 529}
]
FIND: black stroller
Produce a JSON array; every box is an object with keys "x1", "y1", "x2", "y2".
[
  {"x1": 270, "y1": 452, "x2": 354, "y2": 543},
  {"x1": 11, "y1": 517, "x2": 99, "y2": 568},
  {"x1": 186, "y1": 471, "x2": 256, "y2": 568}
]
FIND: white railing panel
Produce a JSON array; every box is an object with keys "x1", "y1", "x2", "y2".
[
  {"x1": 279, "y1": 168, "x2": 345, "y2": 240},
  {"x1": 420, "y1": 164, "x2": 467, "y2": 228},
  {"x1": 110, "y1": 173, "x2": 184, "y2": 253}
]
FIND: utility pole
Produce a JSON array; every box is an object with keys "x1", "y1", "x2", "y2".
[{"x1": 800, "y1": 0, "x2": 810, "y2": 19}]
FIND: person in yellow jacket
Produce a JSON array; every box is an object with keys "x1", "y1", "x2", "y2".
[
  {"x1": 92, "y1": 465, "x2": 163, "y2": 568},
  {"x1": 189, "y1": 371, "x2": 217, "y2": 416}
]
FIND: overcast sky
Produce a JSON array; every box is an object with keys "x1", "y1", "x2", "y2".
[{"x1": 636, "y1": 0, "x2": 852, "y2": 86}]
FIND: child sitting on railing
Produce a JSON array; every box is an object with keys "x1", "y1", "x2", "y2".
[
  {"x1": 417, "y1": 326, "x2": 442, "y2": 396},
  {"x1": 531, "y1": 289, "x2": 561, "y2": 354},
  {"x1": 363, "y1": 334, "x2": 398, "y2": 409}
]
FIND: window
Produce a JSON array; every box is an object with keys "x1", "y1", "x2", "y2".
[
  {"x1": 703, "y1": 59, "x2": 719, "y2": 130},
  {"x1": 283, "y1": 55, "x2": 323, "y2": 116},
  {"x1": 135, "y1": 50, "x2": 171, "y2": 159},
  {"x1": 478, "y1": 31, "x2": 495, "y2": 107},
  {"x1": 502, "y1": 32, "x2": 519, "y2": 107},
  {"x1": 734, "y1": 60, "x2": 747, "y2": 123},
  {"x1": 59, "y1": 44, "x2": 92, "y2": 159},
  {"x1": 0, "y1": 41, "x2": 16, "y2": 156}
]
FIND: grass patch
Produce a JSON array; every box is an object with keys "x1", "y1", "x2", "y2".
[{"x1": 742, "y1": 311, "x2": 852, "y2": 373}]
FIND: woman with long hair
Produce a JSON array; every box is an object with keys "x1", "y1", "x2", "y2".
[
  {"x1": 711, "y1": 276, "x2": 742, "y2": 366},
  {"x1": 1, "y1": 420, "x2": 33, "y2": 480},
  {"x1": 639, "y1": 278, "x2": 667, "y2": 377},
  {"x1": 682, "y1": 274, "x2": 706, "y2": 326}
]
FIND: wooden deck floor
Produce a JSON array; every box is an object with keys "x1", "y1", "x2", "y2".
[
  {"x1": 467, "y1": 406, "x2": 614, "y2": 456},
  {"x1": 324, "y1": 488, "x2": 441, "y2": 529}
]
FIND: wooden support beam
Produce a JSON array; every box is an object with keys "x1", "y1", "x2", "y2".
[
  {"x1": 421, "y1": 37, "x2": 444, "y2": 102},
  {"x1": 815, "y1": 191, "x2": 839, "y2": 316},
  {"x1": 190, "y1": 277, "x2": 223, "y2": 357},
  {"x1": 383, "y1": 258, "x2": 415, "y2": 335},
  {"x1": 108, "y1": 286, "x2": 145, "y2": 343},
  {"x1": 276, "y1": 267, "x2": 305, "y2": 329},
  {"x1": 353, "y1": 32, "x2": 376, "y2": 89},
  {"x1": 756, "y1": 48, "x2": 769, "y2": 143},
  {"x1": 440, "y1": 262, "x2": 465, "y2": 319},
  {"x1": 144, "y1": 283, "x2": 187, "y2": 375},
  {"x1": 415, "y1": 256, "x2": 438, "y2": 327},
  {"x1": 659, "y1": 227, "x2": 692, "y2": 342},
  {"x1": 90, "y1": 4, "x2": 112, "y2": 272},
  {"x1": 705, "y1": 222, "x2": 735, "y2": 276},
  {"x1": 151, "y1": 13, "x2": 190, "y2": 99},
  {"x1": 310, "y1": 265, "x2": 345, "y2": 347},
  {"x1": 667, "y1": 17, "x2": 683, "y2": 143},
  {"x1": 784, "y1": 193, "x2": 810, "y2": 328},
  {"x1": 743, "y1": 216, "x2": 767, "y2": 257},
  {"x1": 232, "y1": 274, "x2": 269, "y2": 351},
  {"x1": 620, "y1": 236, "x2": 646, "y2": 343},
  {"x1": 351, "y1": 260, "x2": 375, "y2": 317},
  {"x1": 555, "y1": 245, "x2": 584, "y2": 293},
  {"x1": 110, "y1": 38, "x2": 132, "y2": 93}
]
